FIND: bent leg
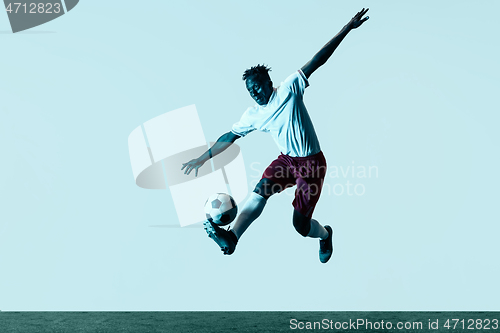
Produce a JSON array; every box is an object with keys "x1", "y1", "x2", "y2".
[
  {"x1": 292, "y1": 209, "x2": 311, "y2": 237},
  {"x1": 293, "y1": 209, "x2": 328, "y2": 239}
]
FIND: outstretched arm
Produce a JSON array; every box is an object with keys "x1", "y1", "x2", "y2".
[
  {"x1": 181, "y1": 131, "x2": 240, "y2": 176},
  {"x1": 301, "y1": 8, "x2": 369, "y2": 79}
]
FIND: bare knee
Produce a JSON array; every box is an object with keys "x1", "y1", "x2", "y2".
[
  {"x1": 253, "y1": 178, "x2": 281, "y2": 200},
  {"x1": 292, "y1": 210, "x2": 311, "y2": 237}
]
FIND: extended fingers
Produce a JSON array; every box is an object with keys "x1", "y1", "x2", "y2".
[
  {"x1": 351, "y1": 8, "x2": 369, "y2": 27},
  {"x1": 362, "y1": 8, "x2": 369, "y2": 20},
  {"x1": 182, "y1": 161, "x2": 202, "y2": 176},
  {"x1": 356, "y1": 7, "x2": 369, "y2": 19}
]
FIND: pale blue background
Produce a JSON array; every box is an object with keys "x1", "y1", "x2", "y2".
[{"x1": 1, "y1": 1, "x2": 499, "y2": 311}]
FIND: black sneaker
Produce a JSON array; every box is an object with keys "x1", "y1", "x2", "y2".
[
  {"x1": 319, "y1": 225, "x2": 333, "y2": 263},
  {"x1": 203, "y1": 220, "x2": 238, "y2": 255}
]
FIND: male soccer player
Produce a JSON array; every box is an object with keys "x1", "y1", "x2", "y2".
[{"x1": 182, "y1": 8, "x2": 369, "y2": 263}]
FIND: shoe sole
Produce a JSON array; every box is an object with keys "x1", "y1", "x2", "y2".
[{"x1": 203, "y1": 220, "x2": 230, "y2": 254}]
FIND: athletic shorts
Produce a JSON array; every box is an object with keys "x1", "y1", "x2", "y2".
[{"x1": 261, "y1": 151, "x2": 327, "y2": 218}]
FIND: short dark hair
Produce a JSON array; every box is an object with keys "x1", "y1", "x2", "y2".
[{"x1": 242, "y1": 64, "x2": 272, "y2": 81}]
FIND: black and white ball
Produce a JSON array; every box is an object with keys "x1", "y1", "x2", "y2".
[{"x1": 204, "y1": 193, "x2": 237, "y2": 226}]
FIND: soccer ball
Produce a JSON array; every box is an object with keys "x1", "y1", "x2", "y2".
[{"x1": 204, "y1": 193, "x2": 238, "y2": 226}]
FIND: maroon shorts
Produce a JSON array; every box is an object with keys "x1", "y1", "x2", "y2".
[{"x1": 261, "y1": 151, "x2": 327, "y2": 218}]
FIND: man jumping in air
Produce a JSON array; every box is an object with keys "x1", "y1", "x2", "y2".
[{"x1": 181, "y1": 8, "x2": 369, "y2": 263}]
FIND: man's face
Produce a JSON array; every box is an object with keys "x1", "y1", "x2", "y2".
[{"x1": 245, "y1": 75, "x2": 273, "y2": 106}]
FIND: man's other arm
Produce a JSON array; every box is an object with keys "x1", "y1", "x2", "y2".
[
  {"x1": 181, "y1": 131, "x2": 240, "y2": 176},
  {"x1": 301, "y1": 8, "x2": 369, "y2": 79}
]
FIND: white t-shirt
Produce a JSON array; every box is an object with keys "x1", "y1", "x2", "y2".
[{"x1": 231, "y1": 70, "x2": 321, "y2": 157}]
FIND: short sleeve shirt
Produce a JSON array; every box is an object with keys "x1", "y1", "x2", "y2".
[{"x1": 231, "y1": 70, "x2": 321, "y2": 157}]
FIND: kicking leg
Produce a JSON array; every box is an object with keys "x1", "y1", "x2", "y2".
[
  {"x1": 232, "y1": 178, "x2": 281, "y2": 239},
  {"x1": 204, "y1": 178, "x2": 281, "y2": 255}
]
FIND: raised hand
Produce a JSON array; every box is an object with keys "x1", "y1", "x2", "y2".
[{"x1": 348, "y1": 8, "x2": 369, "y2": 29}]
